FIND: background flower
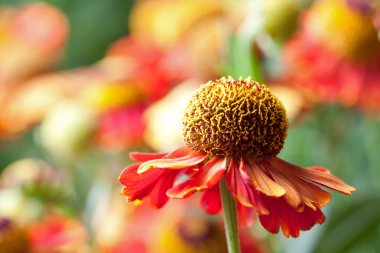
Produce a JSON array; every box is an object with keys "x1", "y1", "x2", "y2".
[{"x1": 283, "y1": 0, "x2": 380, "y2": 112}]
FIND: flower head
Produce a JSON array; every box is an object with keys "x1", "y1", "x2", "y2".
[
  {"x1": 119, "y1": 77, "x2": 355, "y2": 238},
  {"x1": 182, "y1": 77, "x2": 288, "y2": 158}
]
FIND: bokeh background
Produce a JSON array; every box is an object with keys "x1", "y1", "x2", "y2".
[{"x1": 1, "y1": 0, "x2": 380, "y2": 252}]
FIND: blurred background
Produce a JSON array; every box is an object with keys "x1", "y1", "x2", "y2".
[{"x1": 0, "y1": 0, "x2": 380, "y2": 252}]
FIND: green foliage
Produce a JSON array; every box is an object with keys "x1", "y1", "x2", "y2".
[
  {"x1": 0, "y1": 131, "x2": 45, "y2": 173},
  {"x1": 313, "y1": 195, "x2": 380, "y2": 253},
  {"x1": 225, "y1": 32, "x2": 264, "y2": 83},
  {"x1": 58, "y1": 0, "x2": 132, "y2": 68}
]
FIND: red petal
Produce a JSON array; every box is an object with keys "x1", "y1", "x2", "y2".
[
  {"x1": 129, "y1": 145, "x2": 200, "y2": 163},
  {"x1": 119, "y1": 163, "x2": 167, "y2": 203},
  {"x1": 245, "y1": 159, "x2": 286, "y2": 197},
  {"x1": 119, "y1": 163, "x2": 141, "y2": 185},
  {"x1": 150, "y1": 171, "x2": 177, "y2": 208},
  {"x1": 258, "y1": 195, "x2": 326, "y2": 238},
  {"x1": 129, "y1": 152, "x2": 168, "y2": 162},
  {"x1": 308, "y1": 166, "x2": 332, "y2": 174},
  {"x1": 163, "y1": 146, "x2": 202, "y2": 159},
  {"x1": 138, "y1": 150, "x2": 206, "y2": 174},
  {"x1": 200, "y1": 185, "x2": 222, "y2": 214},
  {"x1": 272, "y1": 158, "x2": 356, "y2": 195},
  {"x1": 259, "y1": 211, "x2": 279, "y2": 234},
  {"x1": 267, "y1": 167, "x2": 303, "y2": 210},
  {"x1": 264, "y1": 160, "x2": 332, "y2": 210},
  {"x1": 119, "y1": 164, "x2": 164, "y2": 201},
  {"x1": 166, "y1": 157, "x2": 226, "y2": 198},
  {"x1": 226, "y1": 158, "x2": 255, "y2": 207},
  {"x1": 250, "y1": 188, "x2": 270, "y2": 215},
  {"x1": 237, "y1": 203, "x2": 255, "y2": 227}
]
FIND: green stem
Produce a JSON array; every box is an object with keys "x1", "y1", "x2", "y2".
[{"x1": 220, "y1": 177, "x2": 241, "y2": 253}]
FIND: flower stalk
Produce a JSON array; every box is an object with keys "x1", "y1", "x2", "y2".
[{"x1": 220, "y1": 176, "x2": 241, "y2": 253}]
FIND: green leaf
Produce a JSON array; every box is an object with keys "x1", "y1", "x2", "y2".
[
  {"x1": 59, "y1": 0, "x2": 133, "y2": 68},
  {"x1": 226, "y1": 34, "x2": 263, "y2": 82},
  {"x1": 312, "y1": 195, "x2": 380, "y2": 253}
]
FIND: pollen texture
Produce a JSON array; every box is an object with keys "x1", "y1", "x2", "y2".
[{"x1": 182, "y1": 77, "x2": 288, "y2": 158}]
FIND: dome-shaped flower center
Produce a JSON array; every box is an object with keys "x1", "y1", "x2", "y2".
[{"x1": 182, "y1": 77, "x2": 288, "y2": 159}]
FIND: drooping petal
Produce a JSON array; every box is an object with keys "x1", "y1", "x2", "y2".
[
  {"x1": 308, "y1": 166, "x2": 331, "y2": 174},
  {"x1": 258, "y1": 194, "x2": 326, "y2": 238},
  {"x1": 266, "y1": 167, "x2": 303, "y2": 210},
  {"x1": 119, "y1": 163, "x2": 140, "y2": 185},
  {"x1": 200, "y1": 183, "x2": 256, "y2": 227},
  {"x1": 237, "y1": 203, "x2": 255, "y2": 227},
  {"x1": 137, "y1": 147, "x2": 207, "y2": 174},
  {"x1": 149, "y1": 171, "x2": 177, "y2": 208},
  {"x1": 245, "y1": 159, "x2": 286, "y2": 198},
  {"x1": 119, "y1": 163, "x2": 179, "y2": 208},
  {"x1": 226, "y1": 157, "x2": 255, "y2": 207},
  {"x1": 129, "y1": 146, "x2": 199, "y2": 165},
  {"x1": 163, "y1": 146, "x2": 200, "y2": 158},
  {"x1": 119, "y1": 163, "x2": 165, "y2": 201},
  {"x1": 263, "y1": 160, "x2": 332, "y2": 210},
  {"x1": 129, "y1": 152, "x2": 168, "y2": 162},
  {"x1": 200, "y1": 185, "x2": 222, "y2": 214},
  {"x1": 258, "y1": 209, "x2": 279, "y2": 234},
  {"x1": 249, "y1": 188, "x2": 270, "y2": 215},
  {"x1": 272, "y1": 158, "x2": 356, "y2": 195},
  {"x1": 166, "y1": 157, "x2": 226, "y2": 198}
]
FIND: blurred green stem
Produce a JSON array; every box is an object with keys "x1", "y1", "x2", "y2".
[{"x1": 220, "y1": 177, "x2": 241, "y2": 253}]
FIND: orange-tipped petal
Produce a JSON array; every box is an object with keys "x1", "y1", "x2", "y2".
[
  {"x1": 245, "y1": 159, "x2": 286, "y2": 198},
  {"x1": 166, "y1": 157, "x2": 226, "y2": 198},
  {"x1": 250, "y1": 189, "x2": 270, "y2": 215},
  {"x1": 129, "y1": 152, "x2": 168, "y2": 162},
  {"x1": 226, "y1": 158, "x2": 255, "y2": 207},
  {"x1": 119, "y1": 163, "x2": 179, "y2": 208},
  {"x1": 137, "y1": 150, "x2": 206, "y2": 174},
  {"x1": 163, "y1": 146, "x2": 202, "y2": 158},
  {"x1": 264, "y1": 160, "x2": 332, "y2": 210},
  {"x1": 267, "y1": 168, "x2": 303, "y2": 210},
  {"x1": 119, "y1": 164, "x2": 165, "y2": 201},
  {"x1": 200, "y1": 185, "x2": 222, "y2": 214},
  {"x1": 131, "y1": 146, "x2": 203, "y2": 164},
  {"x1": 273, "y1": 158, "x2": 356, "y2": 195},
  {"x1": 308, "y1": 166, "x2": 332, "y2": 174},
  {"x1": 119, "y1": 163, "x2": 142, "y2": 185}
]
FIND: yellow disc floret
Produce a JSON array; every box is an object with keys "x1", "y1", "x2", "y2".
[{"x1": 182, "y1": 77, "x2": 288, "y2": 158}]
